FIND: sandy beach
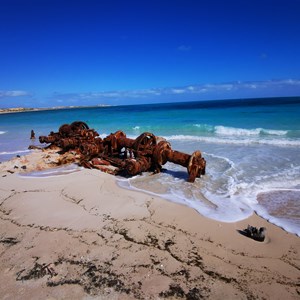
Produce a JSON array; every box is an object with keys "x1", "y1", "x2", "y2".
[{"x1": 0, "y1": 150, "x2": 299, "y2": 299}]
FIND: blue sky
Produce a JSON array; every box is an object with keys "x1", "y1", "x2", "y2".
[{"x1": 0, "y1": 0, "x2": 300, "y2": 108}]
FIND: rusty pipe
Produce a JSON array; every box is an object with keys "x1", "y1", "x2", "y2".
[
  {"x1": 39, "y1": 135, "x2": 58, "y2": 144},
  {"x1": 58, "y1": 137, "x2": 79, "y2": 149},
  {"x1": 125, "y1": 157, "x2": 152, "y2": 176}
]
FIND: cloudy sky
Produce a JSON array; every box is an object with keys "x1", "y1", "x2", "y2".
[{"x1": 0, "y1": 0, "x2": 300, "y2": 108}]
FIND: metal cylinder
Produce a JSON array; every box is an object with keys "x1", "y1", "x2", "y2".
[{"x1": 125, "y1": 157, "x2": 152, "y2": 175}]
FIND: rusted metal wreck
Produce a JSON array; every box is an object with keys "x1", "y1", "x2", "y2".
[{"x1": 38, "y1": 121, "x2": 206, "y2": 182}]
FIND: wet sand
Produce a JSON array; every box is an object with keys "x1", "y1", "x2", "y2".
[{"x1": 0, "y1": 150, "x2": 299, "y2": 299}]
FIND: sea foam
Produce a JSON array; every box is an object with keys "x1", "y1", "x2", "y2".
[
  {"x1": 192, "y1": 124, "x2": 288, "y2": 137},
  {"x1": 117, "y1": 148, "x2": 300, "y2": 236},
  {"x1": 19, "y1": 164, "x2": 82, "y2": 178},
  {"x1": 215, "y1": 126, "x2": 288, "y2": 136},
  {"x1": 0, "y1": 149, "x2": 31, "y2": 155},
  {"x1": 166, "y1": 134, "x2": 300, "y2": 146}
]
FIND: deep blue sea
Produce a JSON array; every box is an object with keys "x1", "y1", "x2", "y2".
[{"x1": 1, "y1": 97, "x2": 300, "y2": 235}]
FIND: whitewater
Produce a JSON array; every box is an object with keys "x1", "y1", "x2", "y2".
[{"x1": 0, "y1": 97, "x2": 300, "y2": 235}]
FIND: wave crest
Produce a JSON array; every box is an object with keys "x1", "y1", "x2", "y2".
[
  {"x1": 192, "y1": 124, "x2": 289, "y2": 137},
  {"x1": 215, "y1": 125, "x2": 288, "y2": 136},
  {"x1": 166, "y1": 134, "x2": 300, "y2": 146}
]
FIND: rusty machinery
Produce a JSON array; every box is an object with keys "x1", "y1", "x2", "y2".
[{"x1": 38, "y1": 121, "x2": 206, "y2": 182}]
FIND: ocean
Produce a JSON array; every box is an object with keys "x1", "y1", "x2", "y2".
[{"x1": 1, "y1": 97, "x2": 300, "y2": 235}]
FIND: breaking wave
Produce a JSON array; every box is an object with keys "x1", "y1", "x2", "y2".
[
  {"x1": 214, "y1": 126, "x2": 288, "y2": 136},
  {"x1": 165, "y1": 125, "x2": 299, "y2": 146},
  {"x1": 192, "y1": 124, "x2": 289, "y2": 137},
  {"x1": 166, "y1": 134, "x2": 300, "y2": 146}
]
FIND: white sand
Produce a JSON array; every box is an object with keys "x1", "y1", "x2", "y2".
[{"x1": 0, "y1": 151, "x2": 299, "y2": 299}]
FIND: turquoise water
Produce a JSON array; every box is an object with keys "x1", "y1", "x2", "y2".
[{"x1": 1, "y1": 97, "x2": 300, "y2": 235}]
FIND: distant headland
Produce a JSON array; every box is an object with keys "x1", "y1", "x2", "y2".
[{"x1": 0, "y1": 105, "x2": 111, "y2": 114}]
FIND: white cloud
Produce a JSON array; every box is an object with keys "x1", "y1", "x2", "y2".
[
  {"x1": 0, "y1": 90, "x2": 31, "y2": 97},
  {"x1": 3, "y1": 79, "x2": 300, "y2": 108},
  {"x1": 190, "y1": 80, "x2": 300, "y2": 94},
  {"x1": 177, "y1": 45, "x2": 191, "y2": 51},
  {"x1": 171, "y1": 88, "x2": 185, "y2": 94},
  {"x1": 50, "y1": 79, "x2": 300, "y2": 106},
  {"x1": 280, "y1": 79, "x2": 300, "y2": 86}
]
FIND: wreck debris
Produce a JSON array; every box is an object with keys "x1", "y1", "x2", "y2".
[
  {"x1": 37, "y1": 121, "x2": 206, "y2": 182},
  {"x1": 240, "y1": 225, "x2": 266, "y2": 242},
  {"x1": 30, "y1": 130, "x2": 35, "y2": 139}
]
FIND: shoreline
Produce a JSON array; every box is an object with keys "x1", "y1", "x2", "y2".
[
  {"x1": 0, "y1": 104, "x2": 111, "y2": 115},
  {"x1": 0, "y1": 150, "x2": 299, "y2": 299}
]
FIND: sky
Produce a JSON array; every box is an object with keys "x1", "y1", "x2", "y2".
[{"x1": 0, "y1": 0, "x2": 300, "y2": 108}]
